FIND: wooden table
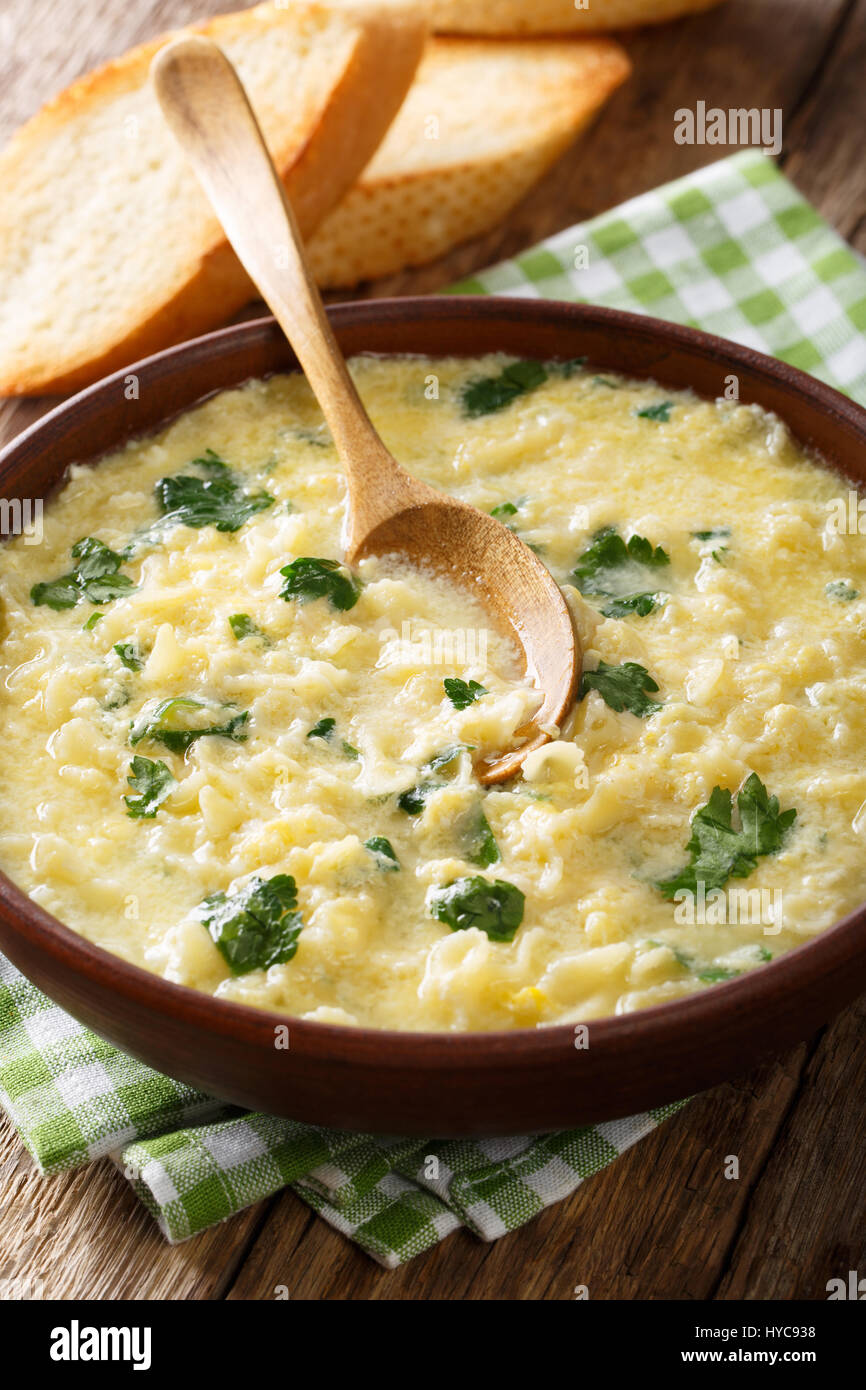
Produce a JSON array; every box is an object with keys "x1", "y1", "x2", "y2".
[{"x1": 1, "y1": 0, "x2": 864, "y2": 1301}]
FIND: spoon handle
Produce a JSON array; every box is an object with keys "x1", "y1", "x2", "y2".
[{"x1": 151, "y1": 35, "x2": 415, "y2": 544}]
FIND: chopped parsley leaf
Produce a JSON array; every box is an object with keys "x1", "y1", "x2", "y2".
[
  {"x1": 154, "y1": 454, "x2": 274, "y2": 533},
  {"x1": 31, "y1": 537, "x2": 135, "y2": 610},
  {"x1": 444, "y1": 677, "x2": 488, "y2": 710},
  {"x1": 229, "y1": 613, "x2": 269, "y2": 643},
  {"x1": 461, "y1": 360, "x2": 547, "y2": 417},
  {"x1": 571, "y1": 526, "x2": 670, "y2": 618},
  {"x1": 306, "y1": 717, "x2": 358, "y2": 759},
  {"x1": 114, "y1": 641, "x2": 143, "y2": 672},
  {"x1": 552, "y1": 357, "x2": 588, "y2": 378},
  {"x1": 826, "y1": 580, "x2": 859, "y2": 602},
  {"x1": 200, "y1": 874, "x2": 302, "y2": 976},
  {"x1": 636, "y1": 401, "x2": 673, "y2": 422},
  {"x1": 279, "y1": 557, "x2": 360, "y2": 611},
  {"x1": 364, "y1": 836, "x2": 400, "y2": 871},
  {"x1": 397, "y1": 745, "x2": 474, "y2": 813},
  {"x1": 429, "y1": 876, "x2": 525, "y2": 942},
  {"x1": 655, "y1": 773, "x2": 796, "y2": 899},
  {"x1": 397, "y1": 781, "x2": 441, "y2": 815},
  {"x1": 425, "y1": 744, "x2": 473, "y2": 773},
  {"x1": 461, "y1": 806, "x2": 500, "y2": 868},
  {"x1": 692, "y1": 527, "x2": 731, "y2": 542},
  {"x1": 124, "y1": 755, "x2": 174, "y2": 819},
  {"x1": 129, "y1": 697, "x2": 248, "y2": 753},
  {"x1": 578, "y1": 660, "x2": 662, "y2": 717}
]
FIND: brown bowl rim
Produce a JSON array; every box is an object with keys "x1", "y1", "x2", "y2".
[{"x1": 1, "y1": 293, "x2": 864, "y2": 1072}]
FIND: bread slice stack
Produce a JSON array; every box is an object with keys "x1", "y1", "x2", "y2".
[
  {"x1": 308, "y1": 36, "x2": 631, "y2": 288},
  {"x1": 1, "y1": 0, "x2": 696, "y2": 395},
  {"x1": 0, "y1": 2, "x2": 427, "y2": 395}
]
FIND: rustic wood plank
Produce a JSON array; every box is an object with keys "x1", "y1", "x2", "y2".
[
  {"x1": 0, "y1": 0, "x2": 239, "y2": 144},
  {"x1": 224, "y1": 1039, "x2": 812, "y2": 1300},
  {"x1": 714, "y1": 995, "x2": 866, "y2": 1300},
  {"x1": 781, "y1": 0, "x2": 866, "y2": 249}
]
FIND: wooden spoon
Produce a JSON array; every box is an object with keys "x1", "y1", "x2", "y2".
[{"x1": 152, "y1": 36, "x2": 580, "y2": 783}]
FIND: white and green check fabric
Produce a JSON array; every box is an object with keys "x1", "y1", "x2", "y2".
[
  {"x1": 452, "y1": 148, "x2": 866, "y2": 397},
  {"x1": 1, "y1": 151, "x2": 864, "y2": 1266},
  {"x1": 0, "y1": 956, "x2": 684, "y2": 1262}
]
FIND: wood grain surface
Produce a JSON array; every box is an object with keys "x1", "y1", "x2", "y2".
[{"x1": 0, "y1": 0, "x2": 864, "y2": 1301}]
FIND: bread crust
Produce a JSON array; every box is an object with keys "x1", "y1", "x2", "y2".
[
  {"x1": 308, "y1": 36, "x2": 631, "y2": 287},
  {"x1": 431, "y1": 0, "x2": 724, "y2": 34},
  {"x1": 0, "y1": 2, "x2": 427, "y2": 395}
]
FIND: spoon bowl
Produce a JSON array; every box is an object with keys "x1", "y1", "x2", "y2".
[
  {"x1": 151, "y1": 35, "x2": 580, "y2": 782},
  {"x1": 349, "y1": 496, "x2": 578, "y2": 781}
]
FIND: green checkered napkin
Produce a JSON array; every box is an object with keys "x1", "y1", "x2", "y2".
[
  {"x1": 1, "y1": 151, "x2": 864, "y2": 1267},
  {"x1": 453, "y1": 149, "x2": 866, "y2": 395}
]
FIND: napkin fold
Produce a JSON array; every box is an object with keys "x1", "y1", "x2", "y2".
[{"x1": 1, "y1": 150, "x2": 864, "y2": 1266}]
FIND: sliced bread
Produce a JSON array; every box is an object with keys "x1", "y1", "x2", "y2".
[
  {"x1": 307, "y1": 36, "x2": 631, "y2": 288},
  {"x1": 0, "y1": 2, "x2": 427, "y2": 396},
  {"x1": 306, "y1": 0, "x2": 724, "y2": 35}
]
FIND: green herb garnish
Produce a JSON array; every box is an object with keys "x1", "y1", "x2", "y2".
[
  {"x1": 200, "y1": 874, "x2": 302, "y2": 976},
  {"x1": 397, "y1": 781, "x2": 440, "y2": 815},
  {"x1": 154, "y1": 452, "x2": 274, "y2": 533},
  {"x1": 103, "y1": 690, "x2": 130, "y2": 712},
  {"x1": 655, "y1": 773, "x2": 796, "y2": 899},
  {"x1": 429, "y1": 876, "x2": 525, "y2": 942},
  {"x1": 129, "y1": 697, "x2": 248, "y2": 753},
  {"x1": 83, "y1": 612, "x2": 103, "y2": 631},
  {"x1": 114, "y1": 641, "x2": 143, "y2": 672},
  {"x1": 553, "y1": 357, "x2": 588, "y2": 378},
  {"x1": 425, "y1": 745, "x2": 473, "y2": 772},
  {"x1": 578, "y1": 660, "x2": 662, "y2": 716},
  {"x1": 461, "y1": 360, "x2": 547, "y2": 418},
  {"x1": 31, "y1": 537, "x2": 135, "y2": 611},
  {"x1": 364, "y1": 836, "x2": 400, "y2": 871},
  {"x1": 692, "y1": 527, "x2": 731, "y2": 542},
  {"x1": 397, "y1": 745, "x2": 473, "y2": 813},
  {"x1": 571, "y1": 526, "x2": 670, "y2": 618},
  {"x1": 444, "y1": 677, "x2": 488, "y2": 710},
  {"x1": 489, "y1": 501, "x2": 519, "y2": 520},
  {"x1": 462, "y1": 806, "x2": 500, "y2": 868},
  {"x1": 698, "y1": 966, "x2": 740, "y2": 983},
  {"x1": 307, "y1": 717, "x2": 336, "y2": 741},
  {"x1": 279, "y1": 557, "x2": 360, "y2": 611},
  {"x1": 229, "y1": 613, "x2": 269, "y2": 643},
  {"x1": 636, "y1": 401, "x2": 673, "y2": 422},
  {"x1": 124, "y1": 755, "x2": 174, "y2": 819},
  {"x1": 306, "y1": 717, "x2": 358, "y2": 759},
  {"x1": 826, "y1": 581, "x2": 859, "y2": 602}
]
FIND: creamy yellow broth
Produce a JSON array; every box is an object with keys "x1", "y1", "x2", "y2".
[{"x1": 1, "y1": 354, "x2": 865, "y2": 1030}]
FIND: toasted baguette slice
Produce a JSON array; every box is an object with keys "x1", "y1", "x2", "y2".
[
  {"x1": 430, "y1": 0, "x2": 723, "y2": 33},
  {"x1": 0, "y1": 2, "x2": 426, "y2": 396},
  {"x1": 305, "y1": 0, "x2": 724, "y2": 34},
  {"x1": 307, "y1": 37, "x2": 630, "y2": 288}
]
